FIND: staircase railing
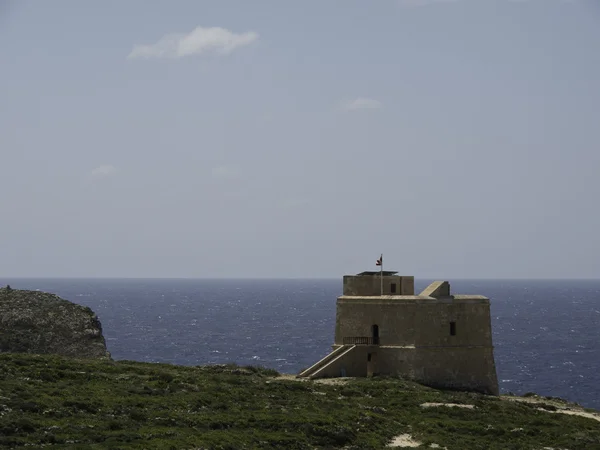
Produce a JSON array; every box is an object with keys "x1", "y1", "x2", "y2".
[{"x1": 342, "y1": 336, "x2": 379, "y2": 345}]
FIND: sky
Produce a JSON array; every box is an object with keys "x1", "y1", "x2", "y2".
[{"x1": 1, "y1": 0, "x2": 599, "y2": 279}]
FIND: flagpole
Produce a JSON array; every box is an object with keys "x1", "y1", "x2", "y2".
[{"x1": 380, "y1": 253, "x2": 383, "y2": 296}]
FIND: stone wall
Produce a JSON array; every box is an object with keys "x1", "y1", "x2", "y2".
[
  {"x1": 378, "y1": 347, "x2": 498, "y2": 395},
  {"x1": 335, "y1": 296, "x2": 493, "y2": 347},
  {"x1": 332, "y1": 295, "x2": 499, "y2": 395}
]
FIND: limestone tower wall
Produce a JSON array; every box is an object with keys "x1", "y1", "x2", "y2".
[{"x1": 298, "y1": 273, "x2": 499, "y2": 395}]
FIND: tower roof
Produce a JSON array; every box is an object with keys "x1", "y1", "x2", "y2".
[{"x1": 356, "y1": 271, "x2": 398, "y2": 276}]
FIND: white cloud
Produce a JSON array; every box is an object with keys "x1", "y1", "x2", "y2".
[
  {"x1": 211, "y1": 165, "x2": 240, "y2": 179},
  {"x1": 341, "y1": 97, "x2": 383, "y2": 112},
  {"x1": 90, "y1": 165, "x2": 117, "y2": 179},
  {"x1": 128, "y1": 26, "x2": 258, "y2": 60}
]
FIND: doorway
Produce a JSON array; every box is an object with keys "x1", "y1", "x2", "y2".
[
  {"x1": 367, "y1": 352, "x2": 378, "y2": 377},
  {"x1": 371, "y1": 324, "x2": 379, "y2": 345}
]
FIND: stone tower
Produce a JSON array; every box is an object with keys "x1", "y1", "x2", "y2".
[{"x1": 298, "y1": 271, "x2": 499, "y2": 395}]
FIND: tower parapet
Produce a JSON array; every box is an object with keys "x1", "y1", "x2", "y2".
[{"x1": 343, "y1": 272, "x2": 414, "y2": 296}]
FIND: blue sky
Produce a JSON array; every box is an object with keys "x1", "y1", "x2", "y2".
[{"x1": 1, "y1": 0, "x2": 599, "y2": 278}]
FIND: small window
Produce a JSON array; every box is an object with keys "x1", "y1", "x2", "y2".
[
  {"x1": 367, "y1": 353, "x2": 372, "y2": 362},
  {"x1": 450, "y1": 322, "x2": 456, "y2": 336},
  {"x1": 390, "y1": 283, "x2": 397, "y2": 294}
]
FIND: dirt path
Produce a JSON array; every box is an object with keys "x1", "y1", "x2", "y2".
[
  {"x1": 503, "y1": 396, "x2": 600, "y2": 423},
  {"x1": 269, "y1": 374, "x2": 351, "y2": 385}
]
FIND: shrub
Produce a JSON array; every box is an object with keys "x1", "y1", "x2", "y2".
[
  {"x1": 107, "y1": 420, "x2": 126, "y2": 431},
  {"x1": 18, "y1": 401, "x2": 41, "y2": 413}
]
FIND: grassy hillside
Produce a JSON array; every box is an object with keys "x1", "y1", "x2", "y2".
[{"x1": 0, "y1": 354, "x2": 598, "y2": 449}]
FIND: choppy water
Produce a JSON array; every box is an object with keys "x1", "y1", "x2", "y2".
[{"x1": 2, "y1": 278, "x2": 599, "y2": 410}]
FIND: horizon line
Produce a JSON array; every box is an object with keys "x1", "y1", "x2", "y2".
[{"x1": 2, "y1": 276, "x2": 600, "y2": 281}]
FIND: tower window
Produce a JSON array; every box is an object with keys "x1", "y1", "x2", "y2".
[
  {"x1": 450, "y1": 321, "x2": 456, "y2": 336},
  {"x1": 390, "y1": 283, "x2": 397, "y2": 294}
]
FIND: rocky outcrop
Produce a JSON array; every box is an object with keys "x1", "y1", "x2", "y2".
[{"x1": 0, "y1": 287, "x2": 111, "y2": 359}]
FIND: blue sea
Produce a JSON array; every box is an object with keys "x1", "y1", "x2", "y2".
[{"x1": 2, "y1": 278, "x2": 599, "y2": 410}]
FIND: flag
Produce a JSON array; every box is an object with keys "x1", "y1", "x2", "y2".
[{"x1": 376, "y1": 254, "x2": 382, "y2": 266}]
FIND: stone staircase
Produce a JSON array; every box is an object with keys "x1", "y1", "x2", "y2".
[{"x1": 297, "y1": 345, "x2": 356, "y2": 379}]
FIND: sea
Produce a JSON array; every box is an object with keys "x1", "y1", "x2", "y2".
[{"x1": 2, "y1": 278, "x2": 599, "y2": 410}]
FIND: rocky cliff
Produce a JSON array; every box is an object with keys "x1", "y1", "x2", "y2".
[{"x1": 0, "y1": 287, "x2": 111, "y2": 359}]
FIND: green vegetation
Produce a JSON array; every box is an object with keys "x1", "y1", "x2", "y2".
[{"x1": 0, "y1": 354, "x2": 598, "y2": 449}]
